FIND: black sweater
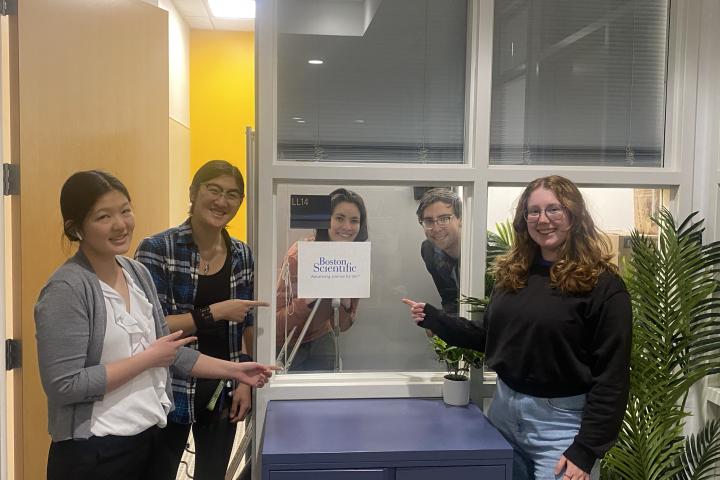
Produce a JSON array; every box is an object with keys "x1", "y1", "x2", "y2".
[
  {"x1": 419, "y1": 262, "x2": 632, "y2": 473},
  {"x1": 421, "y1": 240, "x2": 460, "y2": 314}
]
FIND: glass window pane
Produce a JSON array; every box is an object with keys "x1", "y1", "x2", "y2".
[
  {"x1": 490, "y1": 0, "x2": 669, "y2": 166},
  {"x1": 275, "y1": 184, "x2": 463, "y2": 373},
  {"x1": 277, "y1": 0, "x2": 468, "y2": 164}
]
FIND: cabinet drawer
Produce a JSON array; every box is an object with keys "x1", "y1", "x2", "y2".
[
  {"x1": 397, "y1": 465, "x2": 505, "y2": 480},
  {"x1": 270, "y1": 469, "x2": 391, "y2": 480}
]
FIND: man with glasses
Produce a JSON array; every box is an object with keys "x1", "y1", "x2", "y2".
[{"x1": 416, "y1": 188, "x2": 462, "y2": 315}]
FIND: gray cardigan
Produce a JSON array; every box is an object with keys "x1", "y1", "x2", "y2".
[{"x1": 34, "y1": 251, "x2": 201, "y2": 441}]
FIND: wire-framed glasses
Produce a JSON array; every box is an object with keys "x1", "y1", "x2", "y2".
[
  {"x1": 202, "y1": 183, "x2": 244, "y2": 203},
  {"x1": 420, "y1": 214, "x2": 454, "y2": 229},
  {"x1": 525, "y1": 204, "x2": 565, "y2": 223}
]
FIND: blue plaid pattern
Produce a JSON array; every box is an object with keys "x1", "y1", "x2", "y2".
[{"x1": 135, "y1": 219, "x2": 254, "y2": 424}]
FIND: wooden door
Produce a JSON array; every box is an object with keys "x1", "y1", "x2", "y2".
[{"x1": 16, "y1": 0, "x2": 170, "y2": 477}]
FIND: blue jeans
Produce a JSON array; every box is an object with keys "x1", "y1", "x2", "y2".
[
  {"x1": 488, "y1": 379, "x2": 598, "y2": 480},
  {"x1": 288, "y1": 332, "x2": 336, "y2": 372}
]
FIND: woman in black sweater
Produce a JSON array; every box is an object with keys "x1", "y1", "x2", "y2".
[{"x1": 403, "y1": 176, "x2": 631, "y2": 480}]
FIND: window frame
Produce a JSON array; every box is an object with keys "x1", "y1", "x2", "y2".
[{"x1": 255, "y1": 0, "x2": 710, "y2": 433}]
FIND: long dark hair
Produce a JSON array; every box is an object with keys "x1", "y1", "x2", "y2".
[
  {"x1": 315, "y1": 188, "x2": 369, "y2": 242},
  {"x1": 60, "y1": 170, "x2": 131, "y2": 242}
]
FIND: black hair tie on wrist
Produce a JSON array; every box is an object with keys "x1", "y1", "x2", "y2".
[
  {"x1": 191, "y1": 306, "x2": 215, "y2": 330},
  {"x1": 238, "y1": 353, "x2": 253, "y2": 363}
]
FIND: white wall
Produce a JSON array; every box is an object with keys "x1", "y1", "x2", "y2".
[
  {"x1": 690, "y1": 0, "x2": 720, "y2": 434},
  {"x1": 158, "y1": 0, "x2": 191, "y2": 226},
  {"x1": 159, "y1": 0, "x2": 190, "y2": 126}
]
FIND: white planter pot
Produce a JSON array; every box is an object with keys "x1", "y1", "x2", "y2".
[{"x1": 442, "y1": 376, "x2": 470, "y2": 406}]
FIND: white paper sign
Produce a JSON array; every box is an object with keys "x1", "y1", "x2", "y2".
[{"x1": 297, "y1": 241, "x2": 371, "y2": 299}]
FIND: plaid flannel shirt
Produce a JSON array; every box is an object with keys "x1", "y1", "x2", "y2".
[{"x1": 135, "y1": 219, "x2": 254, "y2": 424}]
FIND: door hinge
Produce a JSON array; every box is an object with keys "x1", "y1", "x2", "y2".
[
  {"x1": 0, "y1": 0, "x2": 17, "y2": 16},
  {"x1": 2, "y1": 163, "x2": 19, "y2": 195},
  {"x1": 5, "y1": 339, "x2": 20, "y2": 370}
]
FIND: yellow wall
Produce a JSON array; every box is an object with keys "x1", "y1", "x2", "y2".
[{"x1": 190, "y1": 30, "x2": 254, "y2": 241}]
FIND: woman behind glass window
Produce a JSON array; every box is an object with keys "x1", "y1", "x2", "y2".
[
  {"x1": 276, "y1": 188, "x2": 369, "y2": 372},
  {"x1": 35, "y1": 170, "x2": 274, "y2": 480},
  {"x1": 135, "y1": 160, "x2": 266, "y2": 480},
  {"x1": 404, "y1": 175, "x2": 631, "y2": 480}
]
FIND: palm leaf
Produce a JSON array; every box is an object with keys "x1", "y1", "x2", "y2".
[
  {"x1": 674, "y1": 419, "x2": 720, "y2": 480},
  {"x1": 602, "y1": 209, "x2": 720, "y2": 479},
  {"x1": 482, "y1": 219, "x2": 515, "y2": 298},
  {"x1": 486, "y1": 219, "x2": 514, "y2": 265}
]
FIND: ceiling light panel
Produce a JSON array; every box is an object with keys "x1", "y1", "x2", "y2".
[{"x1": 208, "y1": 0, "x2": 255, "y2": 19}]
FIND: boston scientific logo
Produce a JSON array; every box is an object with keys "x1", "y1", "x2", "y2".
[{"x1": 313, "y1": 256, "x2": 359, "y2": 274}]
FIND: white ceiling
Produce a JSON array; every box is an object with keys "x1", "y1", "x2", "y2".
[{"x1": 171, "y1": 0, "x2": 255, "y2": 31}]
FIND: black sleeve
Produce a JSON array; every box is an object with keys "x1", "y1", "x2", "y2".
[
  {"x1": 438, "y1": 287, "x2": 459, "y2": 315},
  {"x1": 563, "y1": 287, "x2": 633, "y2": 473},
  {"x1": 418, "y1": 303, "x2": 487, "y2": 352},
  {"x1": 420, "y1": 240, "x2": 433, "y2": 267},
  {"x1": 421, "y1": 241, "x2": 459, "y2": 314}
]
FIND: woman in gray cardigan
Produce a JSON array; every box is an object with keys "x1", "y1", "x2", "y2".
[{"x1": 35, "y1": 171, "x2": 275, "y2": 480}]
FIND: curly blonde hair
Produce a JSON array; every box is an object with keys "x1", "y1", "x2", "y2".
[{"x1": 494, "y1": 175, "x2": 617, "y2": 294}]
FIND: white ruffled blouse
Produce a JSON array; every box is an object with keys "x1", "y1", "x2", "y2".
[{"x1": 90, "y1": 268, "x2": 171, "y2": 437}]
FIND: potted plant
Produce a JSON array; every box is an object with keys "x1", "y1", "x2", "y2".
[
  {"x1": 431, "y1": 335, "x2": 484, "y2": 406},
  {"x1": 600, "y1": 209, "x2": 720, "y2": 479},
  {"x1": 430, "y1": 220, "x2": 512, "y2": 406}
]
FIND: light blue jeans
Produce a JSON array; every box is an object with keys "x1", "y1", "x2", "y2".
[{"x1": 488, "y1": 379, "x2": 598, "y2": 480}]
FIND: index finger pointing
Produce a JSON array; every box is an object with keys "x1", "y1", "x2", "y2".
[
  {"x1": 160, "y1": 330, "x2": 185, "y2": 341},
  {"x1": 175, "y1": 336, "x2": 198, "y2": 347},
  {"x1": 244, "y1": 300, "x2": 270, "y2": 307},
  {"x1": 401, "y1": 298, "x2": 417, "y2": 307}
]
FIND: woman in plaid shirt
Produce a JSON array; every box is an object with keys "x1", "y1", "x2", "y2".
[{"x1": 136, "y1": 160, "x2": 267, "y2": 480}]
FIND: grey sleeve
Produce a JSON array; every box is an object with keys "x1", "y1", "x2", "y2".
[
  {"x1": 173, "y1": 347, "x2": 201, "y2": 377},
  {"x1": 34, "y1": 281, "x2": 107, "y2": 406}
]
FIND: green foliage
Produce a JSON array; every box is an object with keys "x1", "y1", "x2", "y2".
[
  {"x1": 601, "y1": 209, "x2": 720, "y2": 480},
  {"x1": 461, "y1": 219, "x2": 516, "y2": 312},
  {"x1": 461, "y1": 294, "x2": 488, "y2": 313},
  {"x1": 675, "y1": 419, "x2": 720, "y2": 480},
  {"x1": 486, "y1": 219, "x2": 515, "y2": 296},
  {"x1": 431, "y1": 335, "x2": 484, "y2": 381}
]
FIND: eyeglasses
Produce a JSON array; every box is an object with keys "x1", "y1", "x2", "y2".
[
  {"x1": 420, "y1": 214, "x2": 454, "y2": 229},
  {"x1": 525, "y1": 204, "x2": 565, "y2": 223},
  {"x1": 202, "y1": 183, "x2": 244, "y2": 203}
]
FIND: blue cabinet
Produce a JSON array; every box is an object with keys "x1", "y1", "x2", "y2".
[
  {"x1": 396, "y1": 466, "x2": 505, "y2": 480},
  {"x1": 261, "y1": 398, "x2": 513, "y2": 480},
  {"x1": 269, "y1": 470, "x2": 392, "y2": 480}
]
